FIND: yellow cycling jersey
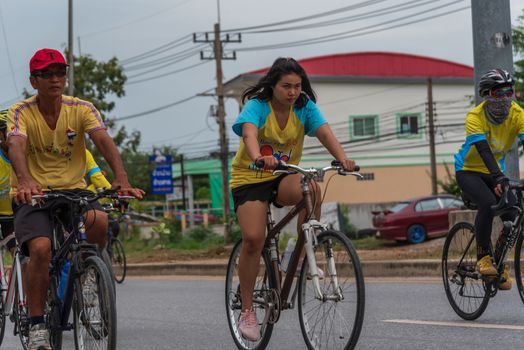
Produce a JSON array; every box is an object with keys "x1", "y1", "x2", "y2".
[
  {"x1": 0, "y1": 150, "x2": 12, "y2": 215},
  {"x1": 85, "y1": 149, "x2": 111, "y2": 193},
  {"x1": 454, "y1": 101, "x2": 524, "y2": 174}
]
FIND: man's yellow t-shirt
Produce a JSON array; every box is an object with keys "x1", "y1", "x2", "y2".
[
  {"x1": 0, "y1": 150, "x2": 12, "y2": 215},
  {"x1": 7, "y1": 95, "x2": 106, "y2": 191}
]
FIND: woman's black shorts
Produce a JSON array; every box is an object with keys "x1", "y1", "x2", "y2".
[{"x1": 231, "y1": 175, "x2": 287, "y2": 212}]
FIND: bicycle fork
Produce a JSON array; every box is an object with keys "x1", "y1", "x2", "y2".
[{"x1": 302, "y1": 221, "x2": 341, "y2": 301}]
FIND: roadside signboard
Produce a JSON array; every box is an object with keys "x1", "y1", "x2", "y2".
[{"x1": 149, "y1": 152, "x2": 173, "y2": 195}]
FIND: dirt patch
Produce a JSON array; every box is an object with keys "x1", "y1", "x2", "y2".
[
  {"x1": 358, "y1": 237, "x2": 445, "y2": 260},
  {"x1": 126, "y1": 237, "x2": 445, "y2": 263}
]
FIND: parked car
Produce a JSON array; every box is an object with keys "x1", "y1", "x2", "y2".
[{"x1": 373, "y1": 195, "x2": 464, "y2": 244}]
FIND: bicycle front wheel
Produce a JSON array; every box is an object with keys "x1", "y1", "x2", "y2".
[
  {"x1": 111, "y1": 238, "x2": 127, "y2": 284},
  {"x1": 298, "y1": 229, "x2": 365, "y2": 350},
  {"x1": 73, "y1": 255, "x2": 117, "y2": 350},
  {"x1": 442, "y1": 222, "x2": 489, "y2": 320},
  {"x1": 225, "y1": 240, "x2": 276, "y2": 350},
  {"x1": 514, "y1": 233, "x2": 524, "y2": 304}
]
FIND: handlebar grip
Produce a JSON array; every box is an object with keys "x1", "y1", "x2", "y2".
[
  {"x1": 330, "y1": 160, "x2": 360, "y2": 172},
  {"x1": 255, "y1": 159, "x2": 287, "y2": 171},
  {"x1": 491, "y1": 184, "x2": 509, "y2": 212}
]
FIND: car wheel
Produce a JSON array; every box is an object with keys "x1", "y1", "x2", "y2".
[{"x1": 407, "y1": 224, "x2": 426, "y2": 244}]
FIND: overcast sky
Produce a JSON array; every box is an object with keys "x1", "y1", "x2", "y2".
[{"x1": 1, "y1": 0, "x2": 523, "y2": 158}]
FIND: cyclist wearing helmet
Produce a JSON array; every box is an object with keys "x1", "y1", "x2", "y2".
[
  {"x1": 454, "y1": 68, "x2": 524, "y2": 291},
  {"x1": 0, "y1": 110, "x2": 15, "y2": 254}
]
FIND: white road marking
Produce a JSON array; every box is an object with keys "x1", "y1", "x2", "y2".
[{"x1": 383, "y1": 319, "x2": 524, "y2": 331}]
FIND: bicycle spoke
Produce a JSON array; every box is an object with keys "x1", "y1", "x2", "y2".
[{"x1": 298, "y1": 230, "x2": 364, "y2": 350}]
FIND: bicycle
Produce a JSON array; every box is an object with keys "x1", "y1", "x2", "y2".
[
  {"x1": 33, "y1": 189, "x2": 121, "y2": 350},
  {"x1": 225, "y1": 160, "x2": 365, "y2": 350},
  {"x1": 0, "y1": 219, "x2": 30, "y2": 349},
  {"x1": 102, "y1": 200, "x2": 129, "y2": 284},
  {"x1": 442, "y1": 181, "x2": 524, "y2": 320}
]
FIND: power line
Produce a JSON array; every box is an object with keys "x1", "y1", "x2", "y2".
[
  {"x1": 120, "y1": 35, "x2": 193, "y2": 65},
  {"x1": 244, "y1": 0, "x2": 436, "y2": 34},
  {"x1": 0, "y1": 2, "x2": 18, "y2": 95},
  {"x1": 236, "y1": 2, "x2": 468, "y2": 52},
  {"x1": 222, "y1": 0, "x2": 388, "y2": 33},
  {"x1": 122, "y1": 45, "x2": 205, "y2": 71},
  {"x1": 79, "y1": 0, "x2": 194, "y2": 39},
  {"x1": 113, "y1": 93, "x2": 203, "y2": 121},
  {"x1": 126, "y1": 61, "x2": 211, "y2": 85}
]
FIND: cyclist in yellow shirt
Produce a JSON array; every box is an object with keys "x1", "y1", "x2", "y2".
[
  {"x1": 85, "y1": 149, "x2": 111, "y2": 193},
  {"x1": 0, "y1": 110, "x2": 15, "y2": 254},
  {"x1": 7, "y1": 48, "x2": 144, "y2": 349}
]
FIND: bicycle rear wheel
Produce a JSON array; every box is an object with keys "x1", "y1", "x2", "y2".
[
  {"x1": 14, "y1": 289, "x2": 29, "y2": 349},
  {"x1": 73, "y1": 255, "x2": 117, "y2": 350},
  {"x1": 110, "y1": 238, "x2": 127, "y2": 284},
  {"x1": 514, "y1": 233, "x2": 524, "y2": 304},
  {"x1": 225, "y1": 240, "x2": 276, "y2": 350},
  {"x1": 442, "y1": 222, "x2": 490, "y2": 320},
  {"x1": 297, "y1": 229, "x2": 365, "y2": 350},
  {"x1": 0, "y1": 291, "x2": 5, "y2": 347}
]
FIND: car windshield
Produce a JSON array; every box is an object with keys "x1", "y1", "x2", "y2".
[{"x1": 390, "y1": 202, "x2": 410, "y2": 213}]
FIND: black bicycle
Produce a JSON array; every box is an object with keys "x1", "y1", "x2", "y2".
[
  {"x1": 34, "y1": 190, "x2": 121, "y2": 350},
  {"x1": 102, "y1": 200, "x2": 129, "y2": 284},
  {"x1": 442, "y1": 182, "x2": 524, "y2": 320}
]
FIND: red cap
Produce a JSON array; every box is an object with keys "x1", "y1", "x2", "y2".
[{"x1": 29, "y1": 48, "x2": 69, "y2": 74}]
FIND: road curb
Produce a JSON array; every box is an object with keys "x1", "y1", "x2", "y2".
[{"x1": 126, "y1": 259, "x2": 442, "y2": 278}]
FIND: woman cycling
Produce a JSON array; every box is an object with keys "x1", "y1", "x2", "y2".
[
  {"x1": 455, "y1": 68, "x2": 524, "y2": 291},
  {"x1": 230, "y1": 57, "x2": 356, "y2": 341}
]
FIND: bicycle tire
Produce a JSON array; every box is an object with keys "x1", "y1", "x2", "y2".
[
  {"x1": 47, "y1": 275, "x2": 63, "y2": 350},
  {"x1": 297, "y1": 229, "x2": 365, "y2": 350},
  {"x1": 14, "y1": 288, "x2": 29, "y2": 349},
  {"x1": 0, "y1": 289, "x2": 5, "y2": 347},
  {"x1": 111, "y1": 238, "x2": 127, "y2": 284},
  {"x1": 442, "y1": 222, "x2": 490, "y2": 320},
  {"x1": 73, "y1": 255, "x2": 117, "y2": 350},
  {"x1": 101, "y1": 247, "x2": 116, "y2": 294},
  {"x1": 225, "y1": 240, "x2": 276, "y2": 350},
  {"x1": 514, "y1": 233, "x2": 524, "y2": 304}
]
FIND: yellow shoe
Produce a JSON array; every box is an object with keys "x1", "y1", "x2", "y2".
[
  {"x1": 477, "y1": 255, "x2": 497, "y2": 276},
  {"x1": 499, "y1": 264, "x2": 512, "y2": 290}
]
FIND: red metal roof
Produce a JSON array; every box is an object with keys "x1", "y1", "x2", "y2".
[{"x1": 248, "y1": 52, "x2": 473, "y2": 78}]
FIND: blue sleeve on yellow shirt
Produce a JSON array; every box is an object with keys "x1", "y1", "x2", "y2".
[
  {"x1": 296, "y1": 99, "x2": 327, "y2": 136},
  {"x1": 232, "y1": 99, "x2": 270, "y2": 136}
]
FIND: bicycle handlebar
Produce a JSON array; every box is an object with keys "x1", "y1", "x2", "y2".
[
  {"x1": 255, "y1": 159, "x2": 362, "y2": 181},
  {"x1": 31, "y1": 189, "x2": 136, "y2": 206}
]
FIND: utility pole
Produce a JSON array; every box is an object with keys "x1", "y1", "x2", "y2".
[
  {"x1": 67, "y1": 0, "x2": 74, "y2": 96},
  {"x1": 471, "y1": 0, "x2": 516, "y2": 179},
  {"x1": 427, "y1": 78, "x2": 437, "y2": 195},
  {"x1": 180, "y1": 154, "x2": 186, "y2": 211},
  {"x1": 194, "y1": 25, "x2": 241, "y2": 241}
]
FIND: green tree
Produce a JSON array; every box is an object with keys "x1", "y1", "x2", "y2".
[
  {"x1": 513, "y1": 13, "x2": 524, "y2": 101},
  {"x1": 437, "y1": 162, "x2": 461, "y2": 196}
]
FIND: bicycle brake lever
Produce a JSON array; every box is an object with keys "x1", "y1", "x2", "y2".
[{"x1": 273, "y1": 170, "x2": 292, "y2": 176}]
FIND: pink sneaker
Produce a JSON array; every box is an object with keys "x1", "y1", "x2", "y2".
[{"x1": 238, "y1": 308, "x2": 260, "y2": 341}]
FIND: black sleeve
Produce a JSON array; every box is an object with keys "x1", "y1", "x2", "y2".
[{"x1": 474, "y1": 140, "x2": 503, "y2": 176}]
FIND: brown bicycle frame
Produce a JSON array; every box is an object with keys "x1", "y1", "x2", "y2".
[{"x1": 264, "y1": 175, "x2": 316, "y2": 308}]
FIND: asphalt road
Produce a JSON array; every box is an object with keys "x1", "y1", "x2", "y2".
[{"x1": 1, "y1": 277, "x2": 523, "y2": 349}]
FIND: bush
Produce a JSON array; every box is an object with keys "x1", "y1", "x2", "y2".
[
  {"x1": 187, "y1": 226, "x2": 214, "y2": 242},
  {"x1": 338, "y1": 204, "x2": 357, "y2": 239},
  {"x1": 228, "y1": 224, "x2": 242, "y2": 243}
]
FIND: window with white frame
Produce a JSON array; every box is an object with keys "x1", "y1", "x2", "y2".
[
  {"x1": 397, "y1": 113, "x2": 421, "y2": 138},
  {"x1": 350, "y1": 115, "x2": 378, "y2": 139}
]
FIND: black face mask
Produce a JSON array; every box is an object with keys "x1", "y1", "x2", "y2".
[{"x1": 484, "y1": 96, "x2": 512, "y2": 125}]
